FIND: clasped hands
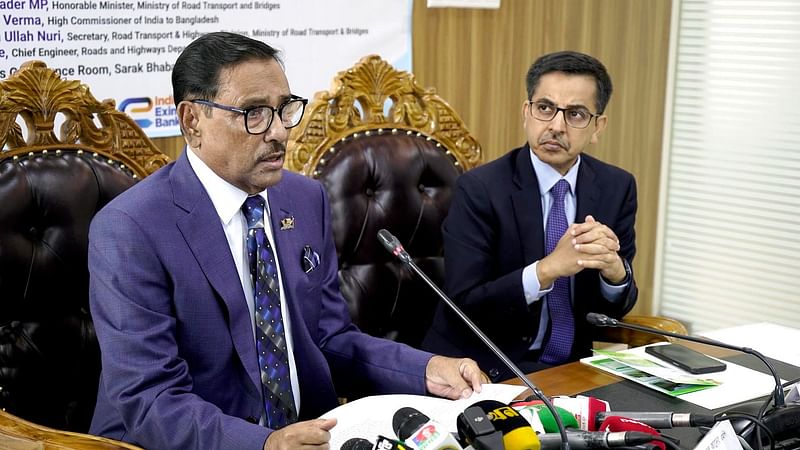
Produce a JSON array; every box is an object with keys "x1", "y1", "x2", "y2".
[{"x1": 537, "y1": 215, "x2": 626, "y2": 289}]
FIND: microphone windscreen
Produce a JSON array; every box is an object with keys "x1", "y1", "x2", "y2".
[
  {"x1": 512, "y1": 402, "x2": 579, "y2": 433},
  {"x1": 551, "y1": 395, "x2": 610, "y2": 431},
  {"x1": 472, "y1": 400, "x2": 541, "y2": 450},
  {"x1": 341, "y1": 437, "x2": 374, "y2": 450},
  {"x1": 377, "y1": 229, "x2": 399, "y2": 252},
  {"x1": 393, "y1": 407, "x2": 429, "y2": 441},
  {"x1": 599, "y1": 416, "x2": 665, "y2": 450}
]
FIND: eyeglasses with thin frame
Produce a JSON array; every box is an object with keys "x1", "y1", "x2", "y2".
[
  {"x1": 526, "y1": 100, "x2": 598, "y2": 129},
  {"x1": 191, "y1": 95, "x2": 308, "y2": 135}
]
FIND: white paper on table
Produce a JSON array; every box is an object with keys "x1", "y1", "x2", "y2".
[
  {"x1": 582, "y1": 345, "x2": 782, "y2": 410},
  {"x1": 321, "y1": 383, "x2": 527, "y2": 449},
  {"x1": 701, "y1": 322, "x2": 800, "y2": 368},
  {"x1": 692, "y1": 420, "x2": 744, "y2": 450}
]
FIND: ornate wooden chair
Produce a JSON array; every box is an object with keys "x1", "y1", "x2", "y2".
[
  {"x1": 0, "y1": 60, "x2": 167, "y2": 448},
  {"x1": 600, "y1": 314, "x2": 689, "y2": 348},
  {"x1": 288, "y1": 55, "x2": 481, "y2": 351}
]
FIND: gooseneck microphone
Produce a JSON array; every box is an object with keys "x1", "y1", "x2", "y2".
[
  {"x1": 378, "y1": 229, "x2": 571, "y2": 450},
  {"x1": 586, "y1": 312, "x2": 800, "y2": 445}
]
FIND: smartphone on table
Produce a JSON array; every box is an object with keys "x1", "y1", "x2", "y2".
[{"x1": 645, "y1": 343, "x2": 727, "y2": 374}]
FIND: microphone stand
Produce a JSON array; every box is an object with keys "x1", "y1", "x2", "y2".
[
  {"x1": 587, "y1": 312, "x2": 800, "y2": 446},
  {"x1": 378, "y1": 229, "x2": 571, "y2": 450}
]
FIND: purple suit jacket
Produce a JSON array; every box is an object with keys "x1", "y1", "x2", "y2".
[{"x1": 88, "y1": 152, "x2": 432, "y2": 449}]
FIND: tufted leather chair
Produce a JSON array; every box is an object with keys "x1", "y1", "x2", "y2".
[
  {"x1": 0, "y1": 60, "x2": 167, "y2": 445},
  {"x1": 288, "y1": 55, "x2": 482, "y2": 349}
]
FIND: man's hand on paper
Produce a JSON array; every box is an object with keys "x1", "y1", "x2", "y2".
[{"x1": 425, "y1": 355, "x2": 488, "y2": 399}]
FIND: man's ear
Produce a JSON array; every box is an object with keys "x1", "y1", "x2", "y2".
[
  {"x1": 177, "y1": 101, "x2": 202, "y2": 145},
  {"x1": 590, "y1": 115, "x2": 608, "y2": 145},
  {"x1": 521, "y1": 100, "x2": 530, "y2": 126}
]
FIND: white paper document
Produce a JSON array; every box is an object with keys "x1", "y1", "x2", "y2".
[
  {"x1": 582, "y1": 344, "x2": 782, "y2": 410},
  {"x1": 321, "y1": 383, "x2": 527, "y2": 449},
  {"x1": 701, "y1": 322, "x2": 800, "y2": 368},
  {"x1": 692, "y1": 419, "x2": 744, "y2": 450}
]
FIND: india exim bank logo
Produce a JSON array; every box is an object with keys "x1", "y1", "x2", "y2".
[{"x1": 119, "y1": 96, "x2": 177, "y2": 129}]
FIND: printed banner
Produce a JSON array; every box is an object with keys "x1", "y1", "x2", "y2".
[{"x1": 1, "y1": 0, "x2": 412, "y2": 137}]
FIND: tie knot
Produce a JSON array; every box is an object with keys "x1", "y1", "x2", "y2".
[
  {"x1": 242, "y1": 195, "x2": 266, "y2": 229},
  {"x1": 551, "y1": 179, "x2": 570, "y2": 202}
]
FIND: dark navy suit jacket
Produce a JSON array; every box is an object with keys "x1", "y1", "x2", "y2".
[
  {"x1": 89, "y1": 152, "x2": 432, "y2": 449},
  {"x1": 422, "y1": 145, "x2": 637, "y2": 381}
]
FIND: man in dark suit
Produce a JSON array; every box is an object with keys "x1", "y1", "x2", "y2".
[
  {"x1": 423, "y1": 51, "x2": 637, "y2": 382},
  {"x1": 88, "y1": 32, "x2": 484, "y2": 450}
]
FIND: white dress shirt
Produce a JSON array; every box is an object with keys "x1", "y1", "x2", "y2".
[{"x1": 187, "y1": 147, "x2": 301, "y2": 415}]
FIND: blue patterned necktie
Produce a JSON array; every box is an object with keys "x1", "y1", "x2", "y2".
[
  {"x1": 540, "y1": 179, "x2": 575, "y2": 364},
  {"x1": 242, "y1": 195, "x2": 297, "y2": 429}
]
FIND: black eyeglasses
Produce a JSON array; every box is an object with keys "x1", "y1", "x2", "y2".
[
  {"x1": 191, "y1": 95, "x2": 308, "y2": 135},
  {"x1": 526, "y1": 101, "x2": 598, "y2": 129}
]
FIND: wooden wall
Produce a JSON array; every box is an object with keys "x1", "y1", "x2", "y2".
[{"x1": 152, "y1": 0, "x2": 672, "y2": 314}]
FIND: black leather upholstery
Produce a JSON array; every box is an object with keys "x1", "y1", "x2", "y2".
[
  {"x1": 318, "y1": 131, "x2": 462, "y2": 348},
  {"x1": 0, "y1": 150, "x2": 138, "y2": 432}
]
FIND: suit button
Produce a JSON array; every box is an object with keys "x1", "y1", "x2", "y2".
[
  {"x1": 245, "y1": 416, "x2": 258, "y2": 424},
  {"x1": 522, "y1": 336, "x2": 531, "y2": 343},
  {"x1": 488, "y1": 368, "x2": 500, "y2": 380}
]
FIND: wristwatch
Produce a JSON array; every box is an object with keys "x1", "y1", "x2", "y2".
[{"x1": 603, "y1": 258, "x2": 631, "y2": 286}]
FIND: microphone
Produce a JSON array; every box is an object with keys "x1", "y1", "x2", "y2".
[
  {"x1": 536, "y1": 430, "x2": 657, "y2": 449},
  {"x1": 595, "y1": 411, "x2": 715, "y2": 429},
  {"x1": 392, "y1": 407, "x2": 464, "y2": 450},
  {"x1": 587, "y1": 312, "x2": 800, "y2": 445},
  {"x1": 597, "y1": 416, "x2": 664, "y2": 450},
  {"x1": 341, "y1": 438, "x2": 376, "y2": 450},
  {"x1": 457, "y1": 404, "x2": 505, "y2": 450},
  {"x1": 511, "y1": 401, "x2": 580, "y2": 433},
  {"x1": 471, "y1": 400, "x2": 541, "y2": 450},
  {"x1": 377, "y1": 229, "x2": 411, "y2": 264},
  {"x1": 341, "y1": 436, "x2": 412, "y2": 450},
  {"x1": 550, "y1": 396, "x2": 610, "y2": 431},
  {"x1": 378, "y1": 229, "x2": 570, "y2": 450},
  {"x1": 375, "y1": 435, "x2": 412, "y2": 450}
]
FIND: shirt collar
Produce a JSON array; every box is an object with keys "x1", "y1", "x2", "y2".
[
  {"x1": 528, "y1": 147, "x2": 581, "y2": 196},
  {"x1": 186, "y1": 147, "x2": 267, "y2": 225}
]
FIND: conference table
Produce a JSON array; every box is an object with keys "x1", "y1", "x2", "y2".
[{"x1": 504, "y1": 343, "x2": 800, "y2": 448}]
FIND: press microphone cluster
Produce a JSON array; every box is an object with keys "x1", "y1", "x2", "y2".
[
  {"x1": 458, "y1": 399, "x2": 657, "y2": 450},
  {"x1": 377, "y1": 229, "x2": 571, "y2": 449}
]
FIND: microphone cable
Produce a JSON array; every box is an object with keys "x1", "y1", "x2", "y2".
[
  {"x1": 712, "y1": 410, "x2": 775, "y2": 450},
  {"x1": 720, "y1": 374, "x2": 800, "y2": 449},
  {"x1": 754, "y1": 375, "x2": 800, "y2": 447},
  {"x1": 649, "y1": 435, "x2": 682, "y2": 450}
]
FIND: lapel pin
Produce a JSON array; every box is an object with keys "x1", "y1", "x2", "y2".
[{"x1": 280, "y1": 216, "x2": 295, "y2": 230}]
